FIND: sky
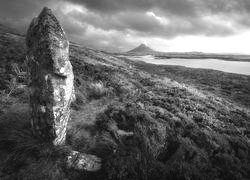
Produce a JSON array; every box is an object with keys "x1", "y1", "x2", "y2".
[{"x1": 1, "y1": 0, "x2": 250, "y2": 54}]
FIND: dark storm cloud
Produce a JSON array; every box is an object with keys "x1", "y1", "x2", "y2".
[
  {"x1": 1, "y1": 0, "x2": 250, "y2": 51},
  {"x1": 62, "y1": 0, "x2": 248, "y2": 40},
  {"x1": 59, "y1": 0, "x2": 250, "y2": 51},
  {"x1": 0, "y1": 0, "x2": 59, "y2": 31},
  {"x1": 68, "y1": 0, "x2": 250, "y2": 15},
  {"x1": 64, "y1": 7, "x2": 236, "y2": 40},
  {"x1": 68, "y1": 0, "x2": 197, "y2": 17}
]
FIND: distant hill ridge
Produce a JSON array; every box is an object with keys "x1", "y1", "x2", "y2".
[{"x1": 0, "y1": 24, "x2": 24, "y2": 36}]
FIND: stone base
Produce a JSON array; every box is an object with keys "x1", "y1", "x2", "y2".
[{"x1": 67, "y1": 151, "x2": 102, "y2": 172}]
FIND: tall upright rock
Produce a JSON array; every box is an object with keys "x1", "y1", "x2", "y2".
[
  {"x1": 26, "y1": 7, "x2": 75, "y2": 145},
  {"x1": 26, "y1": 7, "x2": 101, "y2": 171}
]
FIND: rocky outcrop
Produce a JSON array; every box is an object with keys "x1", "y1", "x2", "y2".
[{"x1": 26, "y1": 7, "x2": 101, "y2": 171}]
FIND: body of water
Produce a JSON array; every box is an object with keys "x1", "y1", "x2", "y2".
[{"x1": 128, "y1": 55, "x2": 250, "y2": 75}]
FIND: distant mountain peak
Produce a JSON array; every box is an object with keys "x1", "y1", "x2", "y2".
[
  {"x1": 138, "y1": 43, "x2": 148, "y2": 48},
  {"x1": 127, "y1": 43, "x2": 155, "y2": 54}
]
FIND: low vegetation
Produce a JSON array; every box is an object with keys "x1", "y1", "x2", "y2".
[
  {"x1": 132, "y1": 61, "x2": 250, "y2": 108},
  {"x1": 0, "y1": 27, "x2": 250, "y2": 180}
]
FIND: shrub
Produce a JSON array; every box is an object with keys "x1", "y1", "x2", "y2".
[
  {"x1": 95, "y1": 102, "x2": 166, "y2": 180},
  {"x1": 87, "y1": 81, "x2": 111, "y2": 99}
]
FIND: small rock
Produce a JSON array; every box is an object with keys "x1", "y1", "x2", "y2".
[{"x1": 67, "y1": 151, "x2": 102, "y2": 172}]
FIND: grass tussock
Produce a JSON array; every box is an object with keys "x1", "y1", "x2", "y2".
[
  {"x1": 0, "y1": 104, "x2": 73, "y2": 180},
  {"x1": 87, "y1": 81, "x2": 112, "y2": 100}
]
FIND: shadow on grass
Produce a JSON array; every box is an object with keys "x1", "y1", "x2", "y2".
[
  {"x1": 0, "y1": 104, "x2": 73, "y2": 180},
  {"x1": 0, "y1": 103, "x2": 107, "y2": 180}
]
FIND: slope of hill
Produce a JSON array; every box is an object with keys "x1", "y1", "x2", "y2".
[
  {"x1": 0, "y1": 24, "x2": 23, "y2": 36},
  {"x1": 0, "y1": 27, "x2": 250, "y2": 180},
  {"x1": 127, "y1": 43, "x2": 156, "y2": 55}
]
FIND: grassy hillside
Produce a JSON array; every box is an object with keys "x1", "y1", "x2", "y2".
[
  {"x1": 0, "y1": 28, "x2": 250, "y2": 180},
  {"x1": 131, "y1": 61, "x2": 250, "y2": 108}
]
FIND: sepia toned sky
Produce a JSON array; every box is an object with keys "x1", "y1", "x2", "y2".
[{"x1": 1, "y1": 0, "x2": 250, "y2": 53}]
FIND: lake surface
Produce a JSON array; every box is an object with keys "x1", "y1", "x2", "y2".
[{"x1": 128, "y1": 55, "x2": 250, "y2": 75}]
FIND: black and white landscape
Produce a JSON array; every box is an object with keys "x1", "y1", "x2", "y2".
[{"x1": 0, "y1": 0, "x2": 250, "y2": 180}]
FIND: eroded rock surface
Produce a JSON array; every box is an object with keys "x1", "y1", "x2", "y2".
[
  {"x1": 26, "y1": 7, "x2": 101, "y2": 171},
  {"x1": 26, "y1": 7, "x2": 75, "y2": 145}
]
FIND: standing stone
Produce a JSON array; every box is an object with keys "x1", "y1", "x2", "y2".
[
  {"x1": 26, "y1": 7, "x2": 101, "y2": 172},
  {"x1": 26, "y1": 7, "x2": 74, "y2": 145}
]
